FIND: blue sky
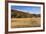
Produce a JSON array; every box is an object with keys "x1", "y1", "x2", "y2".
[{"x1": 11, "y1": 6, "x2": 41, "y2": 14}]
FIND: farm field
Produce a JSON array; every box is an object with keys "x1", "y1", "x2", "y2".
[{"x1": 11, "y1": 18, "x2": 41, "y2": 28}]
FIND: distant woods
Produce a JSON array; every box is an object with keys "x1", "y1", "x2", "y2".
[{"x1": 11, "y1": 10, "x2": 40, "y2": 18}]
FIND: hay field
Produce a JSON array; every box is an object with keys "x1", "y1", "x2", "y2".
[{"x1": 11, "y1": 18, "x2": 41, "y2": 28}]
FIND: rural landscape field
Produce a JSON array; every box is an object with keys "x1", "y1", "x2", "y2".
[
  {"x1": 11, "y1": 6, "x2": 41, "y2": 28},
  {"x1": 11, "y1": 10, "x2": 41, "y2": 28},
  {"x1": 11, "y1": 18, "x2": 41, "y2": 28}
]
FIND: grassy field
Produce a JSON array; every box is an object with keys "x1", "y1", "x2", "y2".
[{"x1": 11, "y1": 18, "x2": 41, "y2": 28}]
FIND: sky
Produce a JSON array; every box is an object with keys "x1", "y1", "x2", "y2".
[{"x1": 11, "y1": 6, "x2": 41, "y2": 14}]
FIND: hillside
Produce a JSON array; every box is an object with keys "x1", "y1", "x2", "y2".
[
  {"x1": 11, "y1": 10, "x2": 40, "y2": 18},
  {"x1": 11, "y1": 10, "x2": 41, "y2": 28}
]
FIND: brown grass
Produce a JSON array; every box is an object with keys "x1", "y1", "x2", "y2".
[{"x1": 11, "y1": 18, "x2": 41, "y2": 28}]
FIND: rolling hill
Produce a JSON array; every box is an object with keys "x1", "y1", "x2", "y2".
[{"x1": 11, "y1": 10, "x2": 40, "y2": 18}]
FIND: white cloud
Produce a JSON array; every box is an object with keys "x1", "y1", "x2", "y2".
[{"x1": 15, "y1": 9, "x2": 40, "y2": 14}]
